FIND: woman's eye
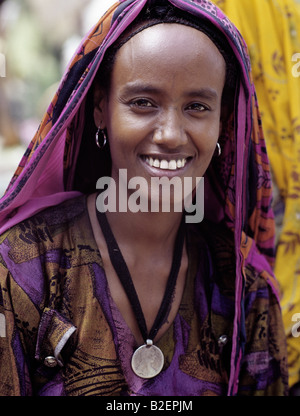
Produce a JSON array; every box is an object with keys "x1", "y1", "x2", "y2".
[
  {"x1": 186, "y1": 103, "x2": 207, "y2": 111},
  {"x1": 131, "y1": 99, "x2": 154, "y2": 108}
]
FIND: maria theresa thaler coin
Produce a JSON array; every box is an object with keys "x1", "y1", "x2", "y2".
[{"x1": 131, "y1": 340, "x2": 164, "y2": 379}]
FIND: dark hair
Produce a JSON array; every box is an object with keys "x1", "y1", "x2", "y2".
[
  {"x1": 73, "y1": 0, "x2": 238, "y2": 194},
  {"x1": 97, "y1": 1, "x2": 238, "y2": 97}
]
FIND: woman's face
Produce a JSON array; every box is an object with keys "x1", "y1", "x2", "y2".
[{"x1": 94, "y1": 23, "x2": 226, "y2": 202}]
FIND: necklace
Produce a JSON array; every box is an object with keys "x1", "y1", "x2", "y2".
[{"x1": 96, "y1": 205, "x2": 185, "y2": 379}]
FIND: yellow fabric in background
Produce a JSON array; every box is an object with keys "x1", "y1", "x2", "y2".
[{"x1": 213, "y1": 0, "x2": 300, "y2": 388}]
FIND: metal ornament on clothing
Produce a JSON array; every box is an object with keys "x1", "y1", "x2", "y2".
[{"x1": 44, "y1": 356, "x2": 58, "y2": 368}]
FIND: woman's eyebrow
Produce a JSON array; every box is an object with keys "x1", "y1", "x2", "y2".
[
  {"x1": 120, "y1": 83, "x2": 219, "y2": 101},
  {"x1": 185, "y1": 88, "x2": 218, "y2": 101},
  {"x1": 120, "y1": 83, "x2": 162, "y2": 96}
]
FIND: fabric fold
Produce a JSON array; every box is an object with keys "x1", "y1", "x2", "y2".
[{"x1": 35, "y1": 308, "x2": 76, "y2": 367}]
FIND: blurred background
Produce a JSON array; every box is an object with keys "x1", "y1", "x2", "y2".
[{"x1": 0, "y1": 0, "x2": 115, "y2": 196}]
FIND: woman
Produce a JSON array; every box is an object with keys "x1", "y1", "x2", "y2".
[{"x1": 0, "y1": 0, "x2": 288, "y2": 396}]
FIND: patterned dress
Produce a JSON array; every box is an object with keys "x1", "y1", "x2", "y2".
[{"x1": 0, "y1": 196, "x2": 288, "y2": 395}]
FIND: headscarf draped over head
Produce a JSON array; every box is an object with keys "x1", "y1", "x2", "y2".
[{"x1": 0, "y1": 0, "x2": 279, "y2": 395}]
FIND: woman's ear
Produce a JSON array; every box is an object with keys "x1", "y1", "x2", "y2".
[{"x1": 93, "y1": 83, "x2": 107, "y2": 128}]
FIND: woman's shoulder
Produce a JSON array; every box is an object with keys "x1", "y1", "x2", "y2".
[
  {"x1": 1, "y1": 194, "x2": 87, "y2": 241},
  {"x1": 0, "y1": 194, "x2": 89, "y2": 267},
  {"x1": 193, "y1": 219, "x2": 279, "y2": 299}
]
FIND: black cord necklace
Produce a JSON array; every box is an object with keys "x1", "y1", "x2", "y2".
[{"x1": 96, "y1": 204, "x2": 185, "y2": 379}]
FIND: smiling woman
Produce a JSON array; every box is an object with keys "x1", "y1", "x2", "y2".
[
  {"x1": 91, "y1": 23, "x2": 224, "y2": 220},
  {"x1": 0, "y1": 0, "x2": 289, "y2": 396}
]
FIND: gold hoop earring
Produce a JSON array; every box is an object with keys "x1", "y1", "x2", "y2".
[{"x1": 95, "y1": 125, "x2": 107, "y2": 149}]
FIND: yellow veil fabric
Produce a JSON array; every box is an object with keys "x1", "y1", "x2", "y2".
[{"x1": 213, "y1": 0, "x2": 300, "y2": 388}]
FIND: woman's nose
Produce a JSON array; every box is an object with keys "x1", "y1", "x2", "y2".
[{"x1": 153, "y1": 109, "x2": 188, "y2": 148}]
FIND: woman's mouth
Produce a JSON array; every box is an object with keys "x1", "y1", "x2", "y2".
[{"x1": 142, "y1": 156, "x2": 188, "y2": 171}]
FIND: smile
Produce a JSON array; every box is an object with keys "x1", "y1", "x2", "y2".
[{"x1": 143, "y1": 156, "x2": 187, "y2": 171}]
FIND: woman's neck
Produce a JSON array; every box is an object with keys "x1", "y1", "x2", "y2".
[
  {"x1": 88, "y1": 192, "x2": 184, "y2": 259},
  {"x1": 112, "y1": 210, "x2": 183, "y2": 253}
]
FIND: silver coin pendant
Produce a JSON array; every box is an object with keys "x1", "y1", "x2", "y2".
[{"x1": 131, "y1": 340, "x2": 164, "y2": 379}]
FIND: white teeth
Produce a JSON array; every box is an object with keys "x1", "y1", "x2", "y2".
[
  {"x1": 144, "y1": 157, "x2": 187, "y2": 170},
  {"x1": 160, "y1": 160, "x2": 169, "y2": 170},
  {"x1": 153, "y1": 159, "x2": 160, "y2": 168},
  {"x1": 168, "y1": 160, "x2": 177, "y2": 170}
]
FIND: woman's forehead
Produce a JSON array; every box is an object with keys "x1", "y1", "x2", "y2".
[
  {"x1": 116, "y1": 23, "x2": 224, "y2": 60},
  {"x1": 111, "y1": 24, "x2": 226, "y2": 88}
]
